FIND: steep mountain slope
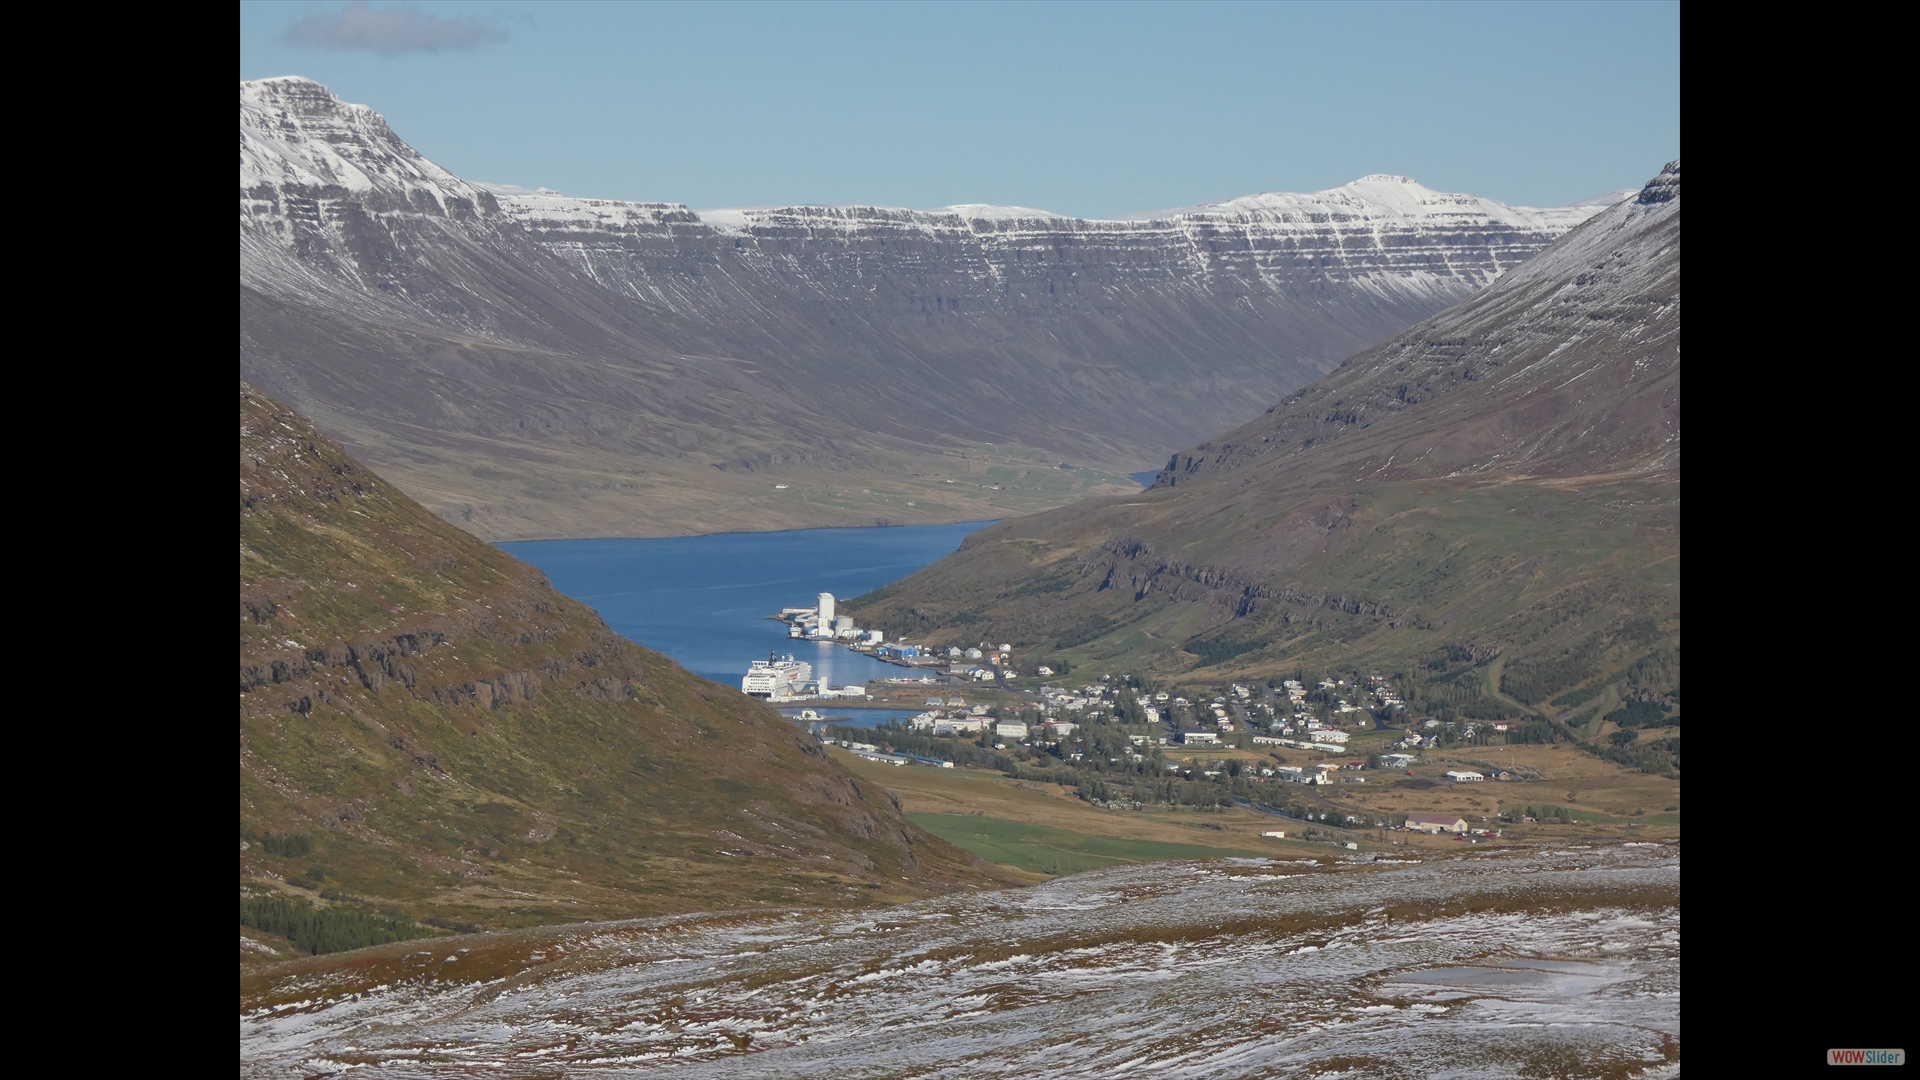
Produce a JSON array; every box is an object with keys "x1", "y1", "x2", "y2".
[
  {"x1": 848, "y1": 163, "x2": 1680, "y2": 703},
  {"x1": 240, "y1": 76, "x2": 1615, "y2": 539},
  {"x1": 239, "y1": 383, "x2": 1017, "y2": 936}
]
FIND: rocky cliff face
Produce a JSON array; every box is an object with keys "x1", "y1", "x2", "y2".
[
  {"x1": 848, "y1": 163, "x2": 1680, "y2": 688},
  {"x1": 240, "y1": 77, "x2": 1615, "y2": 538}
]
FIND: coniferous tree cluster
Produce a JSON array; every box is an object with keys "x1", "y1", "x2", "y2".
[
  {"x1": 243, "y1": 826, "x2": 313, "y2": 858},
  {"x1": 240, "y1": 896, "x2": 432, "y2": 956}
]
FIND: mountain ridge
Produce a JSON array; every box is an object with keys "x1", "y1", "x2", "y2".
[
  {"x1": 241, "y1": 76, "x2": 1617, "y2": 540},
  {"x1": 846, "y1": 161, "x2": 1679, "y2": 693}
]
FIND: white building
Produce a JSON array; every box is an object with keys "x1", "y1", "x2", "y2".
[
  {"x1": 995, "y1": 720, "x2": 1029, "y2": 740},
  {"x1": 1445, "y1": 770, "x2": 1486, "y2": 783},
  {"x1": 817, "y1": 593, "x2": 836, "y2": 625}
]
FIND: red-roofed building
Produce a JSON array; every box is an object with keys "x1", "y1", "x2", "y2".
[{"x1": 1405, "y1": 813, "x2": 1467, "y2": 834}]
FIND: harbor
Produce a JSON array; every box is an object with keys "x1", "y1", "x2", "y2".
[
  {"x1": 744, "y1": 589, "x2": 981, "y2": 701},
  {"x1": 766, "y1": 589, "x2": 947, "y2": 670},
  {"x1": 500, "y1": 520, "x2": 993, "y2": 689},
  {"x1": 495, "y1": 527, "x2": 1016, "y2": 709}
]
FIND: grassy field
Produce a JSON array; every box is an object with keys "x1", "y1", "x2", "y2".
[
  {"x1": 833, "y1": 747, "x2": 1277, "y2": 842},
  {"x1": 831, "y1": 747, "x2": 1385, "y2": 867},
  {"x1": 908, "y1": 813, "x2": 1270, "y2": 875},
  {"x1": 831, "y1": 733, "x2": 1680, "y2": 871}
]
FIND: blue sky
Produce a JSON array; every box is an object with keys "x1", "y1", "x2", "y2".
[{"x1": 239, "y1": 1, "x2": 1679, "y2": 218}]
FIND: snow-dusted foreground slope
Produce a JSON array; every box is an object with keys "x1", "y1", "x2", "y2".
[{"x1": 241, "y1": 846, "x2": 1679, "y2": 1078}]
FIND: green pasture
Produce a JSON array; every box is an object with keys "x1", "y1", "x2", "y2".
[{"x1": 908, "y1": 812, "x2": 1270, "y2": 876}]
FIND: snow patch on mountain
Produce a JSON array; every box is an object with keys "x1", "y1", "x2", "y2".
[
  {"x1": 241, "y1": 76, "x2": 1611, "y2": 311},
  {"x1": 1118, "y1": 174, "x2": 1601, "y2": 231},
  {"x1": 1560, "y1": 187, "x2": 1640, "y2": 208},
  {"x1": 471, "y1": 181, "x2": 566, "y2": 198},
  {"x1": 935, "y1": 203, "x2": 1072, "y2": 221},
  {"x1": 240, "y1": 76, "x2": 480, "y2": 205}
]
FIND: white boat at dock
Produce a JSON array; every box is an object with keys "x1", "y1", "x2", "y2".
[{"x1": 742, "y1": 653, "x2": 813, "y2": 699}]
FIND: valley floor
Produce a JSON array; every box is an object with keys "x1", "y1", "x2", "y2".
[
  {"x1": 828, "y1": 741, "x2": 1680, "y2": 872},
  {"x1": 342, "y1": 428, "x2": 1145, "y2": 541}
]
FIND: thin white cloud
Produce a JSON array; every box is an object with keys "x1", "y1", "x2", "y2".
[{"x1": 284, "y1": 2, "x2": 508, "y2": 54}]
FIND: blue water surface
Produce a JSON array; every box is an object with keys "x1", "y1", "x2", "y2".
[
  {"x1": 1130, "y1": 470, "x2": 1160, "y2": 487},
  {"x1": 500, "y1": 521, "x2": 994, "y2": 688}
]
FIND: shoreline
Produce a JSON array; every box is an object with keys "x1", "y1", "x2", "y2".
[{"x1": 494, "y1": 518, "x2": 1006, "y2": 546}]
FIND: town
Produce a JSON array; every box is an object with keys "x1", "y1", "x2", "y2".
[{"x1": 752, "y1": 598, "x2": 1678, "y2": 847}]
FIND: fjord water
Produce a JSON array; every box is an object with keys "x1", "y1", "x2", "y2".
[{"x1": 500, "y1": 521, "x2": 993, "y2": 691}]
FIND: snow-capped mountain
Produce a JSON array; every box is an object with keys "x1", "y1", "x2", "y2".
[
  {"x1": 846, "y1": 161, "x2": 1680, "y2": 679},
  {"x1": 1155, "y1": 158, "x2": 1682, "y2": 487},
  {"x1": 239, "y1": 76, "x2": 1625, "y2": 539},
  {"x1": 475, "y1": 171, "x2": 1609, "y2": 318}
]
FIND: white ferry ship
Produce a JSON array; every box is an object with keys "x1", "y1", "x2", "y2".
[{"x1": 741, "y1": 653, "x2": 813, "y2": 699}]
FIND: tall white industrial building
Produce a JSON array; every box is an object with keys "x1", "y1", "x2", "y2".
[{"x1": 817, "y1": 592, "x2": 836, "y2": 625}]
